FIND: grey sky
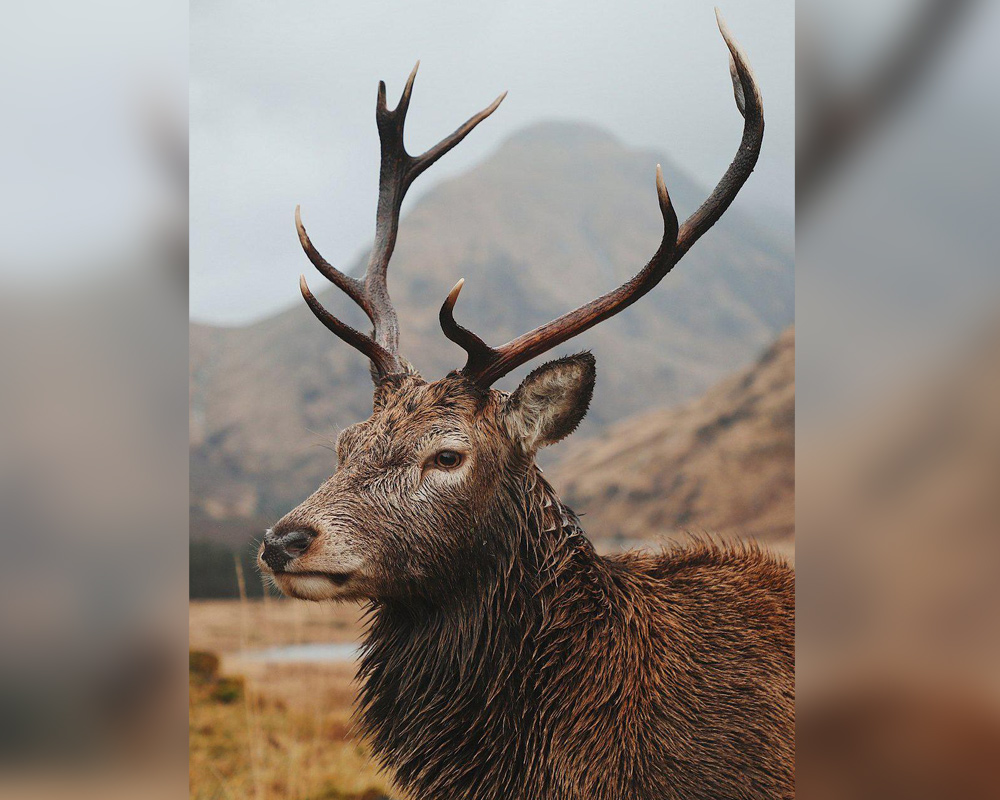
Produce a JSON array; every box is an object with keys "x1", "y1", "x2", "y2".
[{"x1": 191, "y1": 0, "x2": 794, "y2": 325}]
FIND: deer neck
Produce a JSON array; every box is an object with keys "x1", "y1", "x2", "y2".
[
  {"x1": 520, "y1": 466, "x2": 597, "y2": 583},
  {"x1": 356, "y1": 465, "x2": 607, "y2": 798}
]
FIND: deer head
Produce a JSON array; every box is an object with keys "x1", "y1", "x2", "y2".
[{"x1": 259, "y1": 11, "x2": 763, "y2": 603}]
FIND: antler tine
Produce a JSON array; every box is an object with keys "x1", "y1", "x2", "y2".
[
  {"x1": 441, "y1": 167, "x2": 680, "y2": 388},
  {"x1": 366, "y1": 64, "x2": 506, "y2": 352},
  {"x1": 675, "y1": 8, "x2": 764, "y2": 256},
  {"x1": 410, "y1": 90, "x2": 507, "y2": 179},
  {"x1": 441, "y1": 10, "x2": 762, "y2": 389},
  {"x1": 299, "y1": 275, "x2": 397, "y2": 378},
  {"x1": 297, "y1": 64, "x2": 505, "y2": 381},
  {"x1": 439, "y1": 279, "x2": 495, "y2": 375},
  {"x1": 295, "y1": 205, "x2": 373, "y2": 322},
  {"x1": 368, "y1": 61, "x2": 506, "y2": 354}
]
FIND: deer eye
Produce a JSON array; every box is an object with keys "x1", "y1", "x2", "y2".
[{"x1": 431, "y1": 450, "x2": 464, "y2": 470}]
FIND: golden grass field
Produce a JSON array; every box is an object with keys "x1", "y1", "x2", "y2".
[{"x1": 189, "y1": 598, "x2": 395, "y2": 800}]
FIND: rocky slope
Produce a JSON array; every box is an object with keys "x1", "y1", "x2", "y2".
[{"x1": 551, "y1": 327, "x2": 794, "y2": 547}]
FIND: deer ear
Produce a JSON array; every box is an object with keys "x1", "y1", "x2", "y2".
[{"x1": 502, "y1": 352, "x2": 596, "y2": 451}]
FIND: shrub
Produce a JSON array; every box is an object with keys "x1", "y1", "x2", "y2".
[
  {"x1": 189, "y1": 650, "x2": 220, "y2": 682},
  {"x1": 210, "y1": 676, "x2": 245, "y2": 705}
]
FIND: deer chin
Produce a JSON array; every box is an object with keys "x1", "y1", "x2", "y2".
[{"x1": 272, "y1": 570, "x2": 356, "y2": 601}]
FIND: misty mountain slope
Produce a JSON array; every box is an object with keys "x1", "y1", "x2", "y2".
[
  {"x1": 191, "y1": 121, "x2": 792, "y2": 520},
  {"x1": 551, "y1": 326, "x2": 794, "y2": 546}
]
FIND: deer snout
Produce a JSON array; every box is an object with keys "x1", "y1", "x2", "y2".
[{"x1": 260, "y1": 526, "x2": 317, "y2": 572}]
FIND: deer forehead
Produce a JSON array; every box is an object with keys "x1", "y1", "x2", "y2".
[{"x1": 345, "y1": 378, "x2": 502, "y2": 452}]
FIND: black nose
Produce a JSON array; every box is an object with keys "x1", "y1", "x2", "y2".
[{"x1": 260, "y1": 528, "x2": 316, "y2": 572}]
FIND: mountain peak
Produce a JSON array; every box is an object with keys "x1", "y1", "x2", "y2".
[{"x1": 499, "y1": 120, "x2": 622, "y2": 152}]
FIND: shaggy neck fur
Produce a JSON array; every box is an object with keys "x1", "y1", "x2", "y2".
[{"x1": 356, "y1": 465, "x2": 617, "y2": 800}]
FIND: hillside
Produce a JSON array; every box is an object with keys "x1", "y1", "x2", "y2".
[
  {"x1": 552, "y1": 327, "x2": 794, "y2": 547},
  {"x1": 191, "y1": 121, "x2": 792, "y2": 522}
]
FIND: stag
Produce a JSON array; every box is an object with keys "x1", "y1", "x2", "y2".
[{"x1": 259, "y1": 11, "x2": 793, "y2": 800}]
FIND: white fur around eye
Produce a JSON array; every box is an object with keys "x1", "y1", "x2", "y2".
[
  {"x1": 415, "y1": 450, "x2": 470, "y2": 498},
  {"x1": 417, "y1": 439, "x2": 472, "y2": 478}
]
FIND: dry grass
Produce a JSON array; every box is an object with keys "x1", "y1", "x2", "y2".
[
  {"x1": 190, "y1": 598, "x2": 363, "y2": 653},
  {"x1": 189, "y1": 598, "x2": 394, "y2": 800}
]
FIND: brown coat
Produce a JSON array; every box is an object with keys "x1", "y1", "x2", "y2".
[{"x1": 356, "y1": 472, "x2": 794, "y2": 800}]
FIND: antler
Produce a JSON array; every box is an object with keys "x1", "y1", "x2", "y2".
[
  {"x1": 440, "y1": 9, "x2": 764, "y2": 389},
  {"x1": 297, "y1": 62, "x2": 506, "y2": 380}
]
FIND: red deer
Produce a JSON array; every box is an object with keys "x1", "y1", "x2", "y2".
[{"x1": 258, "y1": 11, "x2": 793, "y2": 800}]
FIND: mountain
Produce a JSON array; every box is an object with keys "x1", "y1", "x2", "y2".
[
  {"x1": 191, "y1": 121, "x2": 792, "y2": 522},
  {"x1": 551, "y1": 327, "x2": 794, "y2": 548}
]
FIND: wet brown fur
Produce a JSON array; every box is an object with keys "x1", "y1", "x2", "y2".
[{"x1": 264, "y1": 361, "x2": 795, "y2": 800}]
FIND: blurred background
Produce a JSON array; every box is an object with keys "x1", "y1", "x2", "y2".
[
  {"x1": 0, "y1": 0, "x2": 189, "y2": 798},
  {"x1": 797, "y1": 0, "x2": 1000, "y2": 796},
  {"x1": 1, "y1": 0, "x2": 998, "y2": 797}
]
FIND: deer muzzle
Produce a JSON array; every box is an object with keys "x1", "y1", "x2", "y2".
[
  {"x1": 260, "y1": 526, "x2": 317, "y2": 572},
  {"x1": 258, "y1": 507, "x2": 368, "y2": 601}
]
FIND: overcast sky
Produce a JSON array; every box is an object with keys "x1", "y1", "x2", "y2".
[{"x1": 191, "y1": 0, "x2": 794, "y2": 325}]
